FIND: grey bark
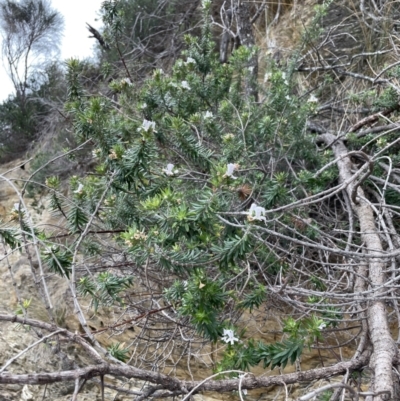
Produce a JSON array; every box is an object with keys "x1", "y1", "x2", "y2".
[
  {"x1": 319, "y1": 133, "x2": 397, "y2": 401},
  {"x1": 236, "y1": 1, "x2": 258, "y2": 100},
  {"x1": 219, "y1": 8, "x2": 233, "y2": 64}
]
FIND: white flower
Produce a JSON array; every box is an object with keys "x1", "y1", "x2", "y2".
[
  {"x1": 185, "y1": 57, "x2": 196, "y2": 65},
  {"x1": 163, "y1": 163, "x2": 177, "y2": 176},
  {"x1": 140, "y1": 102, "x2": 147, "y2": 110},
  {"x1": 221, "y1": 329, "x2": 239, "y2": 345},
  {"x1": 247, "y1": 203, "x2": 266, "y2": 222},
  {"x1": 223, "y1": 133, "x2": 234, "y2": 141},
  {"x1": 318, "y1": 322, "x2": 327, "y2": 330},
  {"x1": 281, "y1": 73, "x2": 289, "y2": 85},
  {"x1": 264, "y1": 72, "x2": 271, "y2": 82},
  {"x1": 308, "y1": 94, "x2": 318, "y2": 103},
  {"x1": 92, "y1": 148, "x2": 101, "y2": 158},
  {"x1": 138, "y1": 119, "x2": 156, "y2": 133},
  {"x1": 224, "y1": 163, "x2": 238, "y2": 179},
  {"x1": 285, "y1": 95, "x2": 291, "y2": 100},
  {"x1": 73, "y1": 183, "x2": 84, "y2": 194},
  {"x1": 204, "y1": 111, "x2": 213, "y2": 119},
  {"x1": 181, "y1": 81, "x2": 191, "y2": 90},
  {"x1": 121, "y1": 77, "x2": 133, "y2": 87}
]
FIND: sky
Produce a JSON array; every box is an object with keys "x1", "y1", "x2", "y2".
[{"x1": 0, "y1": 0, "x2": 103, "y2": 101}]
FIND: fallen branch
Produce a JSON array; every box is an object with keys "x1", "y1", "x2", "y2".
[
  {"x1": 348, "y1": 106, "x2": 399, "y2": 133},
  {"x1": 0, "y1": 313, "x2": 371, "y2": 393}
]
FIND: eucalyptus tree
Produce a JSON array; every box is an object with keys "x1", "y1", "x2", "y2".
[{"x1": 0, "y1": 0, "x2": 63, "y2": 105}]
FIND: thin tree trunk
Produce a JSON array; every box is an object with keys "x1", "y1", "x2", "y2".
[{"x1": 236, "y1": 1, "x2": 258, "y2": 101}]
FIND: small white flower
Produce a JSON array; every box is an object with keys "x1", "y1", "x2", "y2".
[
  {"x1": 224, "y1": 163, "x2": 238, "y2": 179},
  {"x1": 247, "y1": 203, "x2": 266, "y2": 222},
  {"x1": 140, "y1": 102, "x2": 147, "y2": 110},
  {"x1": 285, "y1": 95, "x2": 291, "y2": 100},
  {"x1": 221, "y1": 329, "x2": 239, "y2": 345},
  {"x1": 181, "y1": 81, "x2": 191, "y2": 90},
  {"x1": 163, "y1": 163, "x2": 177, "y2": 176},
  {"x1": 223, "y1": 133, "x2": 234, "y2": 141},
  {"x1": 73, "y1": 183, "x2": 84, "y2": 194},
  {"x1": 121, "y1": 77, "x2": 133, "y2": 86},
  {"x1": 318, "y1": 322, "x2": 327, "y2": 330},
  {"x1": 185, "y1": 57, "x2": 196, "y2": 65},
  {"x1": 308, "y1": 94, "x2": 318, "y2": 103},
  {"x1": 204, "y1": 111, "x2": 213, "y2": 119},
  {"x1": 138, "y1": 119, "x2": 156, "y2": 133},
  {"x1": 92, "y1": 148, "x2": 100, "y2": 158},
  {"x1": 264, "y1": 72, "x2": 271, "y2": 82}
]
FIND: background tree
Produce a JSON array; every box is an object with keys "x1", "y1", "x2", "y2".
[
  {"x1": 0, "y1": 0, "x2": 63, "y2": 106},
  {"x1": 0, "y1": 0, "x2": 64, "y2": 161}
]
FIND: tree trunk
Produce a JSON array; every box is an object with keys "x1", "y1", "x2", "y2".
[
  {"x1": 320, "y1": 133, "x2": 396, "y2": 401},
  {"x1": 236, "y1": 0, "x2": 258, "y2": 101}
]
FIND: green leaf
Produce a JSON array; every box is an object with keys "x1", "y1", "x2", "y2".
[
  {"x1": 78, "y1": 272, "x2": 134, "y2": 312},
  {"x1": 237, "y1": 284, "x2": 267, "y2": 312},
  {"x1": 42, "y1": 246, "x2": 72, "y2": 278},
  {"x1": 67, "y1": 206, "x2": 88, "y2": 232},
  {"x1": 108, "y1": 342, "x2": 130, "y2": 362},
  {"x1": 212, "y1": 233, "x2": 252, "y2": 267},
  {"x1": 0, "y1": 228, "x2": 20, "y2": 249},
  {"x1": 258, "y1": 339, "x2": 304, "y2": 369}
]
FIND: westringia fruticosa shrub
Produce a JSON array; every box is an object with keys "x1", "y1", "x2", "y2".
[{"x1": 7, "y1": 0, "x2": 347, "y2": 374}]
